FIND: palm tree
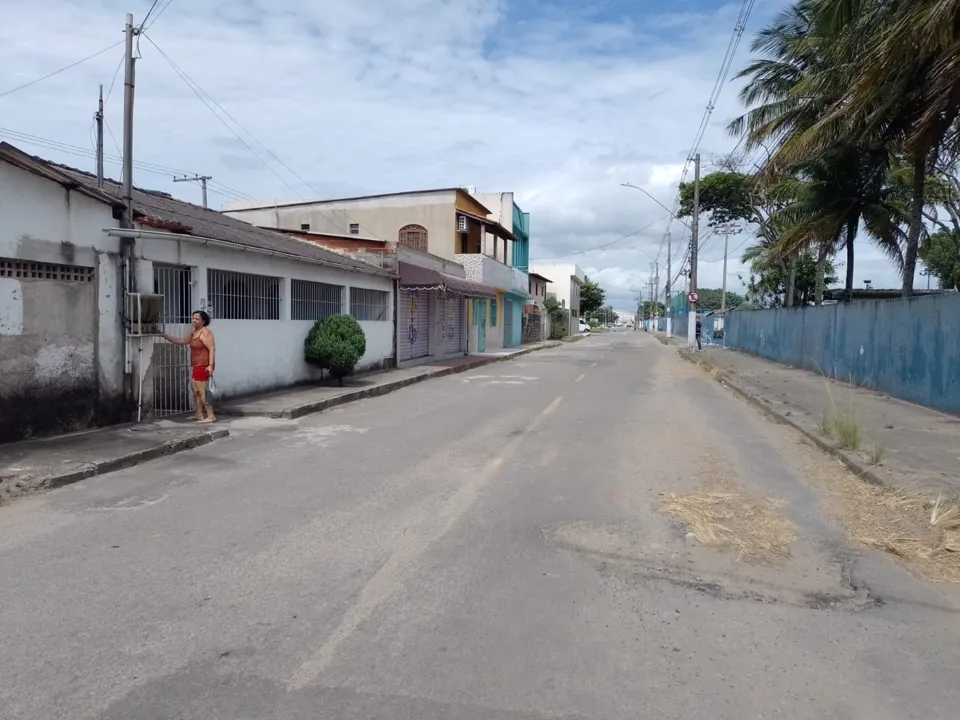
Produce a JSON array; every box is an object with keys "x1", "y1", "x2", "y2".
[
  {"x1": 791, "y1": 0, "x2": 960, "y2": 294},
  {"x1": 729, "y1": 0, "x2": 912, "y2": 300},
  {"x1": 767, "y1": 148, "x2": 907, "y2": 302}
]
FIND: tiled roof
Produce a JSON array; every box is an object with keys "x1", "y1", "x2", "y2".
[{"x1": 0, "y1": 142, "x2": 393, "y2": 277}]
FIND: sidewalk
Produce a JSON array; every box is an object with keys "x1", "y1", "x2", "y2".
[
  {"x1": 676, "y1": 345, "x2": 960, "y2": 496},
  {"x1": 0, "y1": 342, "x2": 559, "y2": 502},
  {"x1": 0, "y1": 422, "x2": 228, "y2": 504},
  {"x1": 221, "y1": 341, "x2": 559, "y2": 419}
]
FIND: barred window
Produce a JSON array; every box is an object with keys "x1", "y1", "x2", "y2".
[
  {"x1": 291, "y1": 279, "x2": 343, "y2": 321},
  {"x1": 350, "y1": 287, "x2": 389, "y2": 321},
  {"x1": 207, "y1": 269, "x2": 281, "y2": 320},
  {"x1": 0, "y1": 258, "x2": 94, "y2": 282},
  {"x1": 398, "y1": 224, "x2": 428, "y2": 252}
]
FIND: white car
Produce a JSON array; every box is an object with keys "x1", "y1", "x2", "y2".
[{"x1": 578, "y1": 320, "x2": 591, "y2": 334}]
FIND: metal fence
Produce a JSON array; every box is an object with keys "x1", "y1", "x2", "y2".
[
  {"x1": 725, "y1": 292, "x2": 960, "y2": 415},
  {"x1": 207, "y1": 269, "x2": 281, "y2": 320},
  {"x1": 350, "y1": 287, "x2": 389, "y2": 321},
  {"x1": 291, "y1": 279, "x2": 343, "y2": 321},
  {"x1": 153, "y1": 264, "x2": 193, "y2": 417}
]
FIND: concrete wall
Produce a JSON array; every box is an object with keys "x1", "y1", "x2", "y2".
[
  {"x1": 0, "y1": 161, "x2": 126, "y2": 442},
  {"x1": 725, "y1": 293, "x2": 960, "y2": 414},
  {"x1": 137, "y1": 236, "x2": 395, "y2": 404}
]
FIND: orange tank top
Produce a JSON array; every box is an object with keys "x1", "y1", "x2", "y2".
[{"x1": 189, "y1": 332, "x2": 209, "y2": 368}]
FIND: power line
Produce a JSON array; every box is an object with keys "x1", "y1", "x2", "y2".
[
  {"x1": 0, "y1": 126, "x2": 254, "y2": 203},
  {"x1": 142, "y1": 33, "x2": 384, "y2": 239},
  {"x1": 143, "y1": 0, "x2": 175, "y2": 31},
  {"x1": 0, "y1": 41, "x2": 124, "y2": 100},
  {"x1": 530, "y1": 214, "x2": 672, "y2": 261},
  {"x1": 140, "y1": 0, "x2": 163, "y2": 30},
  {"x1": 655, "y1": 0, "x2": 757, "y2": 268}
]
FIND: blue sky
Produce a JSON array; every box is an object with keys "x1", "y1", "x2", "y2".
[{"x1": 0, "y1": 0, "x2": 906, "y2": 309}]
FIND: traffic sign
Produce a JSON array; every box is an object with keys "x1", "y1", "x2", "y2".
[{"x1": 688, "y1": 292, "x2": 699, "y2": 303}]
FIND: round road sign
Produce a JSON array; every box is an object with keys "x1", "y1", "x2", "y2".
[{"x1": 688, "y1": 291, "x2": 699, "y2": 303}]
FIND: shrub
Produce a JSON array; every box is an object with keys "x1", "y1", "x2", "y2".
[{"x1": 304, "y1": 314, "x2": 367, "y2": 386}]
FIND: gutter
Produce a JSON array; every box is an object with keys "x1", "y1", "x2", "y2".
[{"x1": 103, "y1": 228, "x2": 398, "y2": 279}]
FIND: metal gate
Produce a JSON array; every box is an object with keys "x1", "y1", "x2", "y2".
[
  {"x1": 503, "y1": 297, "x2": 516, "y2": 348},
  {"x1": 152, "y1": 264, "x2": 193, "y2": 417},
  {"x1": 399, "y1": 288, "x2": 431, "y2": 360},
  {"x1": 443, "y1": 294, "x2": 463, "y2": 354}
]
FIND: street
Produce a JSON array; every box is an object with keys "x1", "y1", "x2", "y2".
[{"x1": 1, "y1": 331, "x2": 959, "y2": 720}]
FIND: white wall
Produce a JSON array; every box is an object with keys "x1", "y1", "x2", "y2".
[
  {"x1": 138, "y1": 235, "x2": 395, "y2": 401},
  {"x1": 0, "y1": 161, "x2": 126, "y2": 441}
]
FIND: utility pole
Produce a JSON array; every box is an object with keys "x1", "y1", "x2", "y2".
[
  {"x1": 95, "y1": 85, "x2": 104, "y2": 188},
  {"x1": 688, "y1": 153, "x2": 701, "y2": 347},
  {"x1": 174, "y1": 174, "x2": 213, "y2": 208},
  {"x1": 122, "y1": 13, "x2": 137, "y2": 229},
  {"x1": 665, "y1": 231, "x2": 672, "y2": 336},
  {"x1": 716, "y1": 223, "x2": 741, "y2": 345}
]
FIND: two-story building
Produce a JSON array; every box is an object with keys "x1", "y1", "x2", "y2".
[
  {"x1": 224, "y1": 188, "x2": 528, "y2": 353},
  {"x1": 528, "y1": 263, "x2": 585, "y2": 337},
  {"x1": 523, "y1": 271, "x2": 553, "y2": 342}
]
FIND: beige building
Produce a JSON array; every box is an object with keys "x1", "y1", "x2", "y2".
[{"x1": 225, "y1": 189, "x2": 528, "y2": 351}]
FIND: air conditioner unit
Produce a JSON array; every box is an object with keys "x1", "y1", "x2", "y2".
[
  {"x1": 126, "y1": 293, "x2": 165, "y2": 336},
  {"x1": 457, "y1": 215, "x2": 467, "y2": 233}
]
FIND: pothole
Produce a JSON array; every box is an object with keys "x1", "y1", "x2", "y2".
[{"x1": 545, "y1": 521, "x2": 879, "y2": 613}]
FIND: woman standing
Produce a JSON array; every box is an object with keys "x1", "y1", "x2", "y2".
[{"x1": 161, "y1": 310, "x2": 216, "y2": 423}]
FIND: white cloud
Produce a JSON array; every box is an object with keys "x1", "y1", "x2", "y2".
[{"x1": 0, "y1": 0, "x2": 907, "y2": 313}]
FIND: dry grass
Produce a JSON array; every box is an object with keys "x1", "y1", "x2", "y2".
[
  {"x1": 819, "y1": 468, "x2": 960, "y2": 583},
  {"x1": 831, "y1": 408, "x2": 861, "y2": 450},
  {"x1": 661, "y1": 487, "x2": 797, "y2": 565},
  {"x1": 866, "y1": 440, "x2": 886, "y2": 466}
]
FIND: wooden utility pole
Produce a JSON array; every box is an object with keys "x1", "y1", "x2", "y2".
[
  {"x1": 688, "y1": 153, "x2": 700, "y2": 347},
  {"x1": 95, "y1": 85, "x2": 104, "y2": 188}
]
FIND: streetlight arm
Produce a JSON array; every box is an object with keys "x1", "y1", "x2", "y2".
[{"x1": 620, "y1": 183, "x2": 693, "y2": 230}]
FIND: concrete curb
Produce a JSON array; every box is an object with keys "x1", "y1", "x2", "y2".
[
  {"x1": 228, "y1": 342, "x2": 563, "y2": 420},
  {"x1": 43, "y1": 428, "x2": 231, "y2": 491},
  {"x1": 676, "y1": 348, "x2": 888, "y2": 488}
]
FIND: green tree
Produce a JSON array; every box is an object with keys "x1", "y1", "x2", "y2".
[
  {"x1": 304, "y1": 315, "x2": 367, "y2": 386},
  {"x1": 678, "y1": 172, "x2": 761, "y2": 227},
  {"x1": 695, "y1": 288, "x2": 746, "y2": 312},
  {"x1": 739, "y1": 249, "x2": 837, "y2": 308},
  {"x1": 579, "y1": 277, "x2": 605, "y2": 316},
  {"x1": 919, "y1": 231, "x2": 960, "y2": 290}
]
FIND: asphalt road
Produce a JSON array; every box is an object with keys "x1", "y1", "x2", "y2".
[{"x1": 2, "y1": 332, "x2": 959, "y2": 719}]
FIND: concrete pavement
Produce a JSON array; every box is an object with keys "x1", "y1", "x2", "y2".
[{"x1": 1, "y1": 332, "x2": 959, "y2": 719}]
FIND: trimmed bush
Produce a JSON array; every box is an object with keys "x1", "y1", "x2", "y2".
[{"x1": 304, "y1": 314, "x2": 367, "y2": 385}]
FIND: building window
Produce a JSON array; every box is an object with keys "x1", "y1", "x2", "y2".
[
  {"x1": 350, "y1": 287, "x2": 389, "y2": 321},
  {"x1": 0, "y1": 258, "x2": 94, "y2": 282},
  {"x1": 207, "y1": 269, "x2": 281, "y2": 320},
  {"x1": 490, "y1": 298, "x2": 498, "y2": 327},
  {"x1": 291, "y1": 279, "x2": 343, "y2": 321},
  {"x1": 349, "y1": 223, "x2": 360, "y2": 235},
  {"x1": 398, "y1": 224, "x2": 428, "y2": 252},
  {"x1": 300, "y1": 223, "x2": 310, "y2": 231}
]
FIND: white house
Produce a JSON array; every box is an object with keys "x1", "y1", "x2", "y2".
[
  {"x1": 528, "y1": 263, "x2": 585, "y2": 336},
  {"x1": 0, "y1": 143, "x2": 396, "y2": 442},
  {"x1": 262, "y1": 228, "x2": 499, "y2": 368},
  {"x1": 224, "y1": 188, "x2": 527, "y2": 353}
]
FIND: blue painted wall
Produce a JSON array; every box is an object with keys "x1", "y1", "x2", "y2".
[{"x1": 725, "y1": 293, "x2": 960, "y2": 414}]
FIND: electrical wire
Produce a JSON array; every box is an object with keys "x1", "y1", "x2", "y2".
[
  {"x1": 143, "y1": 0, "x2": 175, "y2": 31},
  {"x1": 0, "y1": 41, "x2": 124, "y2": 100},
  {"x1": 142, "y1": 33, "x2": 387, "y2": 240},
  {"x1": 530, "y1": 213, "x2": 672, "y2": 261},
  {"x1": 140, "y1": 0, "x2": 163, "y2": 30},
  {"x1": 654, "y1": 0, "x2": 757, "y2": 268},
  {"x1": 0, "y1": 126, "x2": 254, "y2": 203}
]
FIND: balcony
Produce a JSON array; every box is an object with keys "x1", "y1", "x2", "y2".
[{"x1": 455, "y1": 253, "x2": 521, "y2": 294}]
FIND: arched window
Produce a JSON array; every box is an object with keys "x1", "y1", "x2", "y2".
[{"x1": 398, "y1": 224, "x2": 428, "y2": 252}]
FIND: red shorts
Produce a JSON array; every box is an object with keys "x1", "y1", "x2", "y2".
[{"x1": 192, "y1": 366, "x2": 210, "y2": 382}]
